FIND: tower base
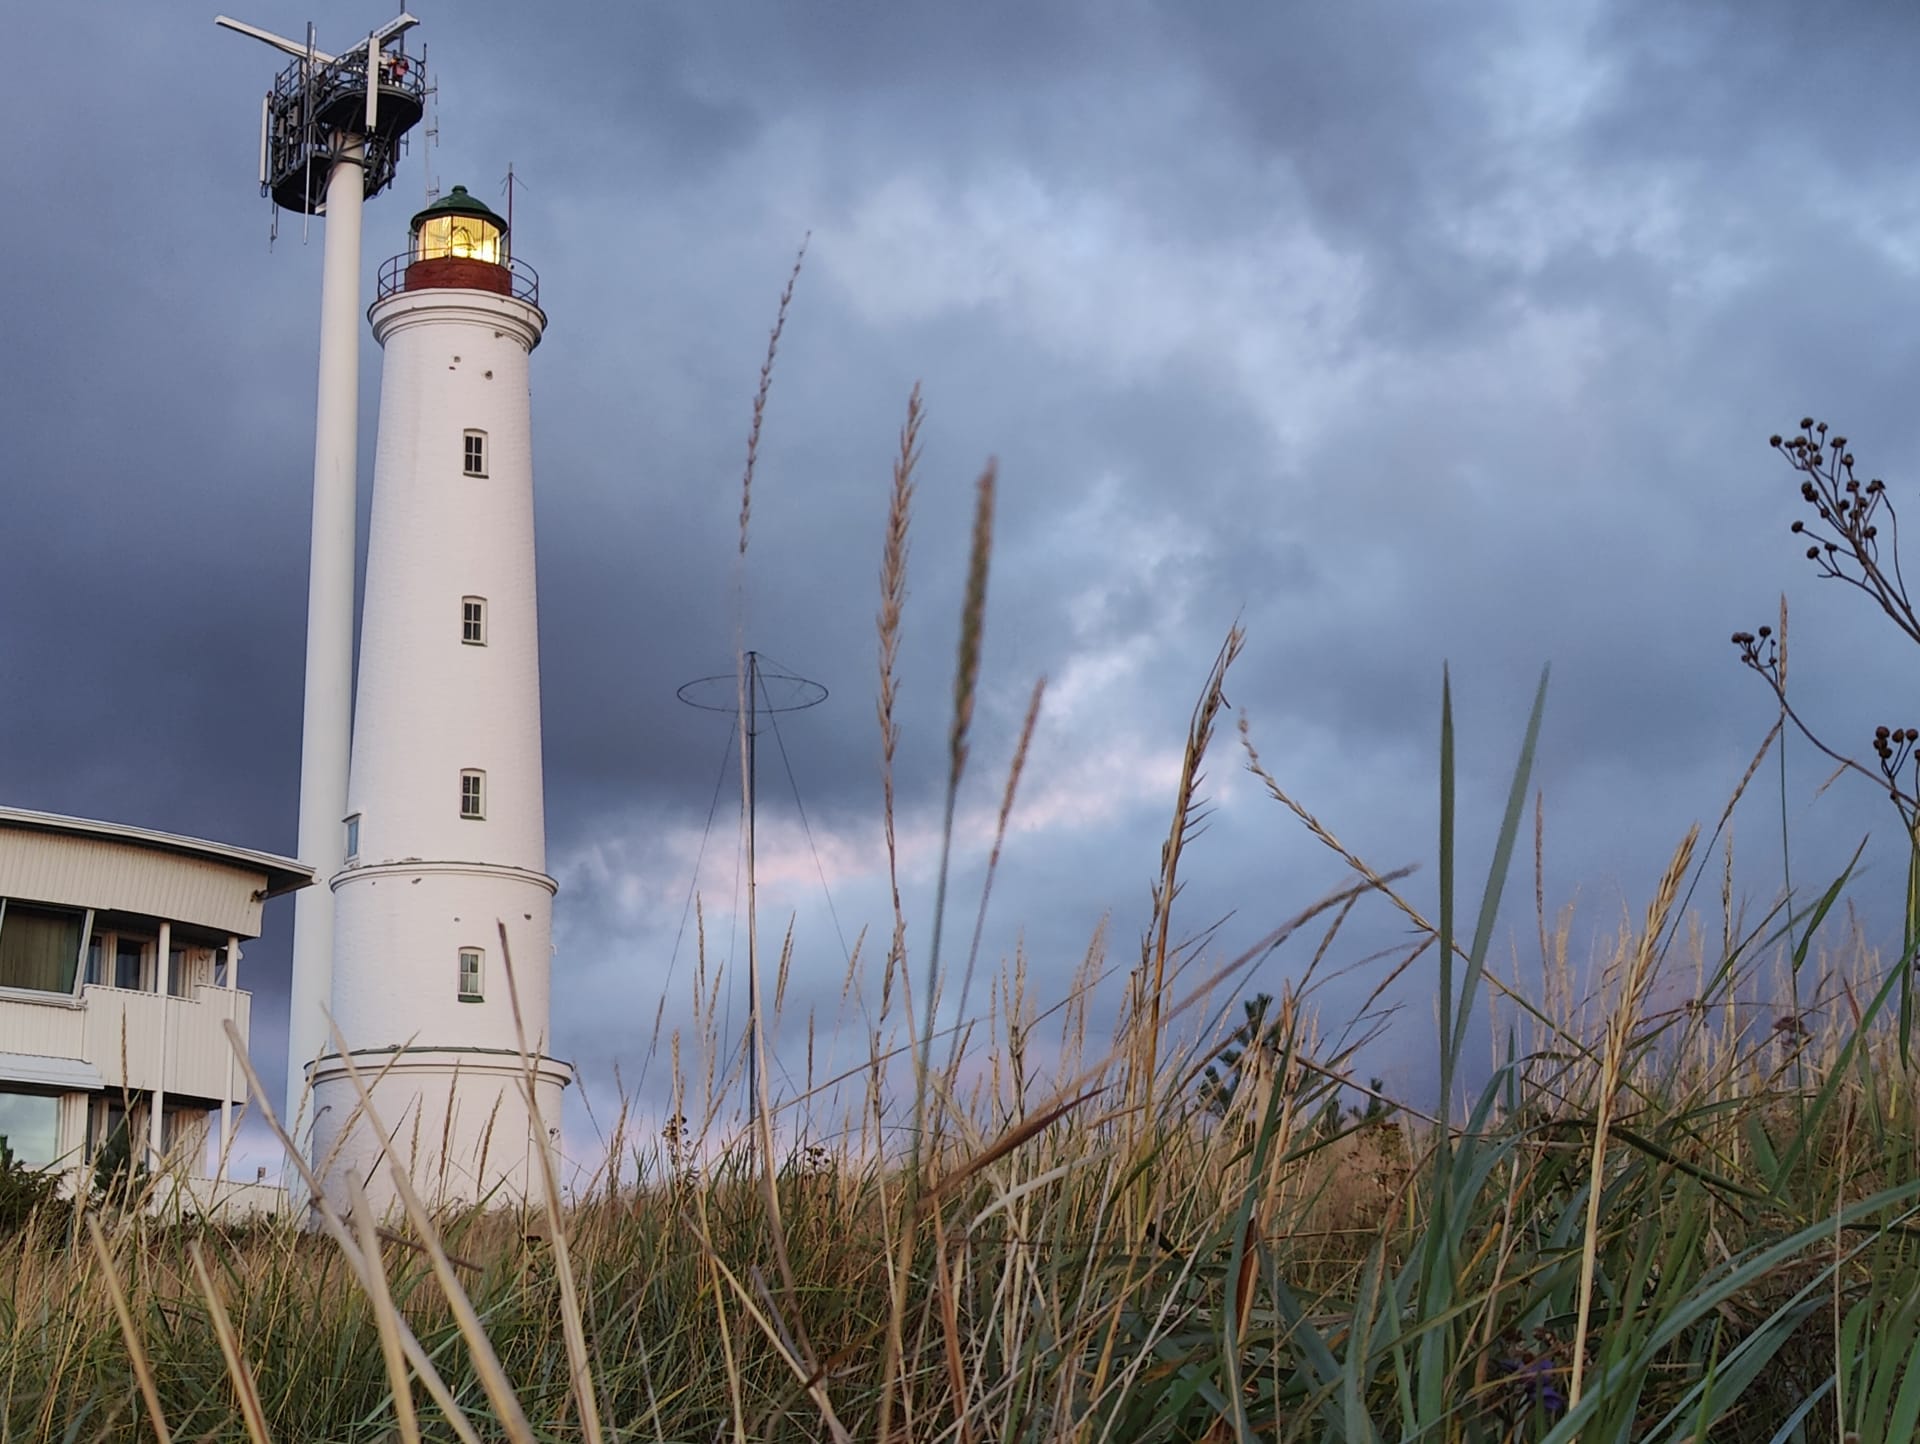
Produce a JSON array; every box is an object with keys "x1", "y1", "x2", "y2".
[{"x1": 309, "y1": 1047, "x2": 570, "y2": 1216}]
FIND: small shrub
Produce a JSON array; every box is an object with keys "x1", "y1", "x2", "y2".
[{"x1": 0, "y1": 1140, "x2": 61, "y2": 1237}]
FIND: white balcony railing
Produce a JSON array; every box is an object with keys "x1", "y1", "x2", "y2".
[
  {"x1": 80, "y1": 984, "x2": 252, "y2": 1103},
  {"x1": 0, "y1": 984, "x2": 252, "y2": 1106}
]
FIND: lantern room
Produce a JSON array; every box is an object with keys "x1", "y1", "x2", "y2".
[
  {"x1": 415, "y1": 185, "x2": 507, "y2": 264},
  {"x1": 398, "y1": 185, "x2": 518, "y2": 297}
]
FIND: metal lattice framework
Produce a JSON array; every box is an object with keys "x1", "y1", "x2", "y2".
[{"x1": 262, "y1": 44, "x2": 426, "y2": 213}]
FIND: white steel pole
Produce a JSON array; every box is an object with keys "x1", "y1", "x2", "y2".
[{"x1": 285, "y1": 140, "x2": 367, "y2": 1140}]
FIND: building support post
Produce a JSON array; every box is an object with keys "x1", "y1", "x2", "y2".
[
  {"x1": 221, "y1": 935, "x2": 240, "y2": 1176},
  {"x1": 151, "y1": 921, "x2": 171, "y2": 1170}
]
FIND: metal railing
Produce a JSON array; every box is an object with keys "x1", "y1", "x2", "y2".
[
  {"x1": 264, "y1": 46, "x2": 427, "y2": 209},
  {"x1": 375, "y1": 251, "x2": 541, "y2": 305},
  {"x1": 268, "y1": 42, "x2": 427, "y2": 132}
]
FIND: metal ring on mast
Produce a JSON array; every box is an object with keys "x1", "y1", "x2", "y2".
[{"x1": 677, "y1": 655, "x2": 828, "y2": 720}]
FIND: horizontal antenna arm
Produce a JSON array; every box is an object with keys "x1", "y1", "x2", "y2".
[
  {"x1": 369, "y1": 13, "x2": 421, "y2": 47},
  {"x1": 214, "y1": 14, "x2": 336, "y2": 64}
]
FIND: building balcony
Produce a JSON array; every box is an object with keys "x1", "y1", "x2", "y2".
[{"x1": 0, "y1": 982, "x2": 252, "y2": 1107}]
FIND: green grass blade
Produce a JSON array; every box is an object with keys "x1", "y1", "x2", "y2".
[
  {"x1": 1450, "y1": 663, "x2": 1550, "y2": 1069},
  {"x1": 1789, "y1": 841, "x2": 1865, "y2": 976},
  {"x1": 1418, "y1": 666, "x2": 1458, "y2": 1431},
  {"x1": 1437, "y1": 666, "x2": 1457, "y2": 1134}
]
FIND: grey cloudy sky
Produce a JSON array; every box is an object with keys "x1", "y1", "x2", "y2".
[{"x1": 6, "y1": 1, "x2": 1918, "y2": 1174}]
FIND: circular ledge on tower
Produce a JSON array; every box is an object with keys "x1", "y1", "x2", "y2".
[
  {"x1": 309, "y1": 1045, "x2": 574, "y2": 1090},
  {"x1": 331, "y1": 858, "x2": 559, "y2": 895},
  {"x1": 368, "y1": 286, "x2": 546, "y2": 351}
]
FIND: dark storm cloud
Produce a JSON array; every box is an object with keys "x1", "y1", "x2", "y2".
[{"x1": 6, "y1": 1, "x2": 1918, "y2": 1144}]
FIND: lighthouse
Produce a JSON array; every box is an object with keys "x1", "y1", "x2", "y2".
[{"x1": 309, "y1": 186, "x2": 570, "y2": 1213}]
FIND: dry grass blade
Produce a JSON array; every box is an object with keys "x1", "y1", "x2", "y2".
[
  {"x1": 219, "y1": 1020, "x2": 485, "y2": 1444},
  {"x1": 946, "y1": 461, "x2": 998, "y2": 793},
  {"x1": 946, "y1": 673, "x2": 1046, "y2": 1080},
  {"x1": 349, "y1": 1177, "x2": 423, "y2": 1444},
  {"x1": 878, "y1": 383, "x2": 921, "y2": 1024},
  {"x1": 496, "y1": 921, "x2": 606, "y2": 1444},
  {"x1": 694, "y1": 1188, "x2": 749, "y2": 1444},
  {"x1": 1240, "y1": 710, "x2": 1604, "y2": 1063},
  {"x1": 922, "y1": 1087, "x2": 1101, "y2": 1210},
  {"x1": 84, "y1": 1216, "x2": 171, "y2": 1444},
  {"x1": 186, "y1": 1240, "x2": 272, "y2": 1444},
  {"x1": 682, "y1": 1213, "x2": 856, "y2": 1444},
  {"x1": 1568, "y1": 823, "x2": 1699, "y2": 1408},
  {"x1": 1047, "y1": 870, "x2": 1412, "y2": 1125},
  {"x1": 930, "y1": 1206, "x2": 972, "y2": 1444},
  {"x1": 738, "y1": 237, "x2": 808, "y2": 559},
  {"x1": 1138, "y1": 626, "x2": 1244, "y2": 1136},
  {"x1": 1241, "y1": 712, "x2": 1424, "y2": 939},
  {"x1": 887, "y1": 457, "x2": 998, "y2": 1444},
  {"x1": 967, "y1": 678, "x2": 1044, "y2": 978},
  {"x1": 374, "y1": 1225, "x2": 480, "y2": 1275},
  {"x1": 322, "y1": 1021, "x2": 539, "y2": 1442}
]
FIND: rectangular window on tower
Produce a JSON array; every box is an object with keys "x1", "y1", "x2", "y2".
[
  {"x1": 343, "y1": 813, "x2": 360, "y2": 862},
  {"x1": 462, "y1": 597, "x2": 487, "y2": 645},
  {"x1": 458, "y1": 947, "x2": 484, "y2": 1001},
  {"x1": 463, "y1": 430, "x2": 488, "y2": 477},
  {"x1": 460, "y1": 769, "x2": 485, "y2": 820}
]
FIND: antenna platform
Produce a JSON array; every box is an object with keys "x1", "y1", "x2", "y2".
[{"x1": 217, "y1": 13, "x2": 426, "y2": 214}]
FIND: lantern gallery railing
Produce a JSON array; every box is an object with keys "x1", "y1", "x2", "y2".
[{"x1": 374, "y1": 251, "x2": 541, "y2": 306}]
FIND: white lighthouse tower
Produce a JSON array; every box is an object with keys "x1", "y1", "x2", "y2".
[{"x1": 310, "y1": 187, "x2": 570, "y2": 1213}]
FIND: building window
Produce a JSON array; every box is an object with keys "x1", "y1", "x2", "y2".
[
  {"x1": 460, "y1": 769, "x2": 485, "y2": 819},
  {"x1": 86, "y1": 929, "x2": 152, "y2": 990},
  {"x1": 0, "y1": 1089, "x2": 61, "y2": 1168},
  {"x1": 458, "y1": 947, "x2": 484, "y2": 1001},
  {"x1": 0, "y1": 900, "x2": 85, "y2": 994},
  {"x1": 160, "y1": 1105, "x2": 194, "y2": 1159},
  {"x1": 88, "y1": 1099, "x2": 129, "y2": 1164},
  {"x1": 114, "y1": 936, "x2": 150, "y2": 991},
  {"x1": 462, "y1": 597, "x2": 487, "y2": 646},
  {"x1": 166, "y1": 941, "x2": 193, "y2": 998},
  {"x1": 463, "y1": 430, "x2": 487, "y2": 477},
  {"x1": 344, "y1": 813, "x2": 361, "y2": 862}
]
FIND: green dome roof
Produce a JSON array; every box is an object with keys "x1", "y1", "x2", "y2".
[{"x1": 409, "y1": 184, "x2": 506, "y2": 235}]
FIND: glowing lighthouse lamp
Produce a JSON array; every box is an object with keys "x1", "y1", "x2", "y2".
[{"x1": 310, "y1": 185, "x2": 570, "y2": 1213}]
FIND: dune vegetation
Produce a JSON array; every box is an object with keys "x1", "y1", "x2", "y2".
[{"x1": 7, "y1": 382, "x2": 1920, "y2": 1444}]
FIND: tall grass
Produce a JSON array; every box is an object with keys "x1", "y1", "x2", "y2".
[{"x1": 11, "y1": 405, "x2": 1920, "y2": 1442}]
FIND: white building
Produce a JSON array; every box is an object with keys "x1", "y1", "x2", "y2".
[
  {"x1": 307, "y1": 186, "x2": 571, "y2": 1214},
  {"x1": 0, "y1": 808, "x2": 309, "y2": 1206}
]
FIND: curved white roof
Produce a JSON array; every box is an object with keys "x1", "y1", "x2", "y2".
[{"x1": 0, "y1": 809, "x2": 311, "y2": 897}]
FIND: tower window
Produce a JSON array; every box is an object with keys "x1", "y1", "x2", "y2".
[
  {"x1": 463, "y1": 430, "x2": 488, "y2": 477},
  {"x1": 458, "y1": 947, "x2": 484, "y2": 1001},
  {"x1": 462, "y1": 597, "x2": 487, "y2": 645},
  {"x1": 344, "y1": 813, "x2": 361, "y2": 861},
  {"x1": 459, "y1": 769, "x2": 486, "y2": 819}
]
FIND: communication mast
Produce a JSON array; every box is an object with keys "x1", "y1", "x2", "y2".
[
  {"x1": 217, "y1": 13, "x2": 428, "y2": 1139},
  {"x1": 678, "y1": 655, "x2": 828, "y2": 1142}
]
